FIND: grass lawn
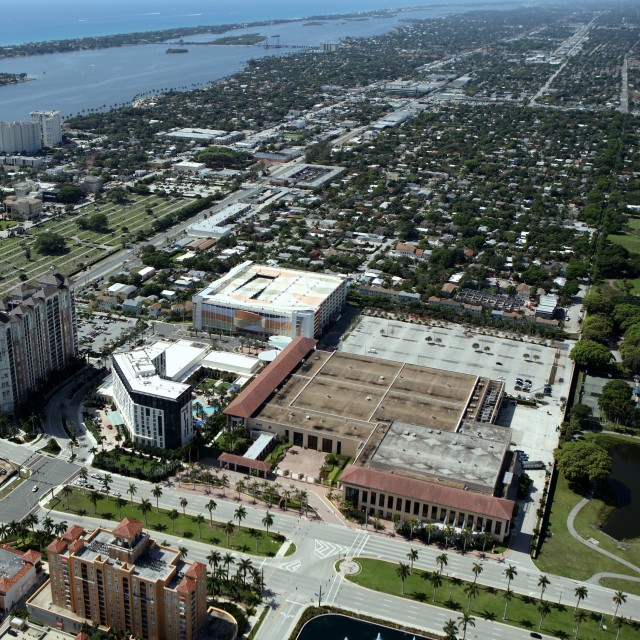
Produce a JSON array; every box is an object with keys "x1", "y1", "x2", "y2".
[
  {"x1": 48, "y1": 488, "x2": 284, "y2": 556},
  {"x1": 535, "y1": 474, "x2": 638, "y2": 581},
  {"x1": 94, "y1": 450, "x2": 167, "y2": 476},
  {"x1": 348, "y1": 558, "x2": 639, "y2": 640},
  {"x1": 609, "y1": 233, "x2": 640, "y2": 254},
  {"x1": 625, "y1": 218, "x2": 640, "y2": 230},
  {"x1": 599, "y1": 577, "x2": 640, "y2": 597},
  {"x1": 0, "y1": 220, "x2": 18, "y2": 229},
  {"x1": 625, "y1": 278, "x2": 640, "y2": 295}
]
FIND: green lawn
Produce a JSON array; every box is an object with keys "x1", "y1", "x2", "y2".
[
  {"x1": 625, "y1": 218, "x2": 640, "y2": 231},
  {"x1": 535, "y1": 474, "x2": 638, "y2": 581},
  {"x1": 0, "y1": 220, "x2": 18, "y2": 229},
  {"x1": 626, "y1": 278, "x2": 640, "y2": 295},
  {"x1": 599, "y1": 577, "x2": 640, "y2": 597},
  {"x1": 609, "y1": 233, "x2": 640, "y2": 254},
  {"x1": 48, "y1": 488, "x2": 284, "y2": 556},
  {"x1": 347, "y1": 558, "x2": 639, "y2": 640}
]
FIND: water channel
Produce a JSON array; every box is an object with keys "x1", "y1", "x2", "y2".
[
  {"x1": 296, "y1": 614, "x2": 429, "y2": 640},
  {"x1": 601, "y1": 441, "x2": 640, "y2": 541}
]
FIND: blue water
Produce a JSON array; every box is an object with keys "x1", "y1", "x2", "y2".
[
  {"x1": 2, "y1": 1, "x2": 515, "y2": 45},
  {"x1": 297, "y1": 614, "x2": 429, "y2": 640},
  {"x1": 0, "y1": 1, "x2": 542, "y2": 120}
]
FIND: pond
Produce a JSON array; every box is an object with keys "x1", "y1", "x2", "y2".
[
  {"x1": 601, "y1": 442, "x2": 640, "y2": 541},
  {"x1": 297, "y1": 614, "x2": 429, "y2": 640}
]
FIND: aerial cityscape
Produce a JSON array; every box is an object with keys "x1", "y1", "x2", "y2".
[{"x1": 0, "y1": 1, "x2": 639, "y2": 639}]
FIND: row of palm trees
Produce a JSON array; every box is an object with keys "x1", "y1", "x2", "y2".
[
  {"x1": 0, "y1": 514, "x2": 68, "y2": 551},
  {"x1": 64, "y1": 477, "x2": 277, "y2": 551},
  {"x1": 394, "y1": 552, "x2": 629, "y2": 638}
]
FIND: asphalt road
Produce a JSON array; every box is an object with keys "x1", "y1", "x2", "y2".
[{"x1": 0, "y1": 455, "x2": 77, "y2": 522}]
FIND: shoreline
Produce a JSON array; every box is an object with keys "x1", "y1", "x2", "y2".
[{"x1": 0, "y1": 8, "x2": 401, "y2": 58}]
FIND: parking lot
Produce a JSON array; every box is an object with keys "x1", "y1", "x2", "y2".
[
  {"x1": 76, "y1": 313, "x2": 137, "y2": 352},
  {"x1": 340, "y1": 315, "x2": 575, "y2": 465}
]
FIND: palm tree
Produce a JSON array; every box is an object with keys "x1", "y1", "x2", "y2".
[
  {"x1": 424, "y1": 523, "x2": 437, "y2": 545},
  {"x1": 223, "y1": 552, "x2": 234, "y2": 580},
  {"x1": 61, "y1": 485, "x2": 73, "y2": 509},
  {"x1": 457, "y1": 612, "x2": 476, "y2": 640},
  {"x1": 42, "y1": 516, "x2": 55, "y2": 537},
  {"x1": 613, "y1": 615, "x2": 626, "y2": 640},
  {"x1": 262, "y1": 511, "x2": 274, "y2": 534},
  {"x1": 54, "y1": 521, "x2": 68, "y2": 537},
  {"x1": 424, "y1": 570, "x2": 442, "y2": 602},
  {"x1": 206, "y1": 499, "x2": 217, "y2": 525},
  {"x1": 207, "y1": 550, "x2": 221, "y2": 574},
  {"x1": 612, "y1": 590, "x2": 627, "y2": 619},
  {"x1": 79, "y1": 467, "x2": 89, "y2": 484},
  {"x1": 407, "y1": 548, "x2": 418, "y2": 574},
  {"x1": 168, "y1": 509, "x2": 179, "y2": 533},
  {"x1": 480, "y1": 531, "x2": 493, "y2": 553},
  {"x1": 102, "y1": 473, "x2": 112, "y2": 490},
  {"x1": 436, "y1": 553, "x2": 448, "y2": 575},
  {"x1": 180, "y1": 497, "x2": 189, "y2": 516},
  {"x1": 195, "y1": 514, "x2": 205, "y2": 538},
  {"x1": 127, "y1": 482, "x2": 137, "y2": 504},
  {"x1": 235, "y1": 479, "x2": 245, "y2": 501},
  {"x1": 234, "y1": 505, "x2": 247, "y2": 530},
  {"x1": 178, "y1": 546, "x2": 188, "y2": 560},
  {"x1": 223, "y1": 521, "x2": 235, "y2": 546},
  {"x1": 219, "y1": 474, "x2": 229, "y2": 496},
  {"x1": 538, "y1": 574, "x2": 550, "y2": 601},
  {"x1": 89, "y1": 491, "x2": 100, "y2": 514},
  {"x1": 472, "y1": 562, "x2": 483, "y2": 584},
  {"x1": 574, "y1": 585, "x2": 588, "y2": 612},
  {"x1": 503, "y1": 564, "x2": 517, "y2": 592},
  {"x1": 249, "y1": 528, "x2": 262, "y2": 553},
  {"x1": 503, "y1": 589, "x2": 513, "y2": 620},
  {"x1": 443, "y1": 524, "x2": 455, "y2": 549},
  {"x1": 151, "y1": 484, "x2": 163, "y2": 509},
  {"x1": 464, "y1": 583, "x2": 479, "y2": 611},
  {"x1": 537, "y1": 600, "x2": 551, "y2": 630},
  {"x1": 395, "y1": 562, "x2": 410, "y2": 595},
  {"x1": 574, "y1": 610, "x2": 587, "y2": 638},
  {"x1": 443, "y1": 619, "x2": 458, "y2": 640},
  {"x1": 238, "y1": 558, "x2": 253, "y2": 587},
  {"x1": 116, "y1": 497, "x2": 127, "y2": 519},
  {"x1": 140, "y1": 498, "x2": 152, "y2": 524}
]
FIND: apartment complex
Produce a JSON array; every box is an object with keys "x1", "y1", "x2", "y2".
[
  {"x1": 29, "y1": 520, "x2": 207, "y2": 640},
  {"x1": 30, "y1": 110, "x2": 63, "y2": 148},
  {"x1": 193, "y1": 261, "x2": 347, "y2": 339},
  {"x1": 0, "y1": 268, "x2": 78, "y2": 414},
  {"x1": 0, "y1": 121, "x2": 41, "y2": 153},
  {"x1": 111, "y1": 345, "x2": 193, "y2": 449}
]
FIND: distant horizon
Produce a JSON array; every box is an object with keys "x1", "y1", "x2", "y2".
[{"x1": 1, "y1": 0, "x2": 525, "y2": 46}]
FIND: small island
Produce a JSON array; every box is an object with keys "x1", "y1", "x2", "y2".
[
  {"x1": 165, "y1": 48, "x2": 188, "y2": 54},
  {"x1": 210, "y1": 33, "x2": 266, "y2": 46},
  {"x1": 0, "y1": 72, "x2": 31, "y2": 86}
]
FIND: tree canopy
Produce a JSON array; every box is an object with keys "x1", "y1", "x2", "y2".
[
  {"x1": 569, "y1": 340, "x2": 613, "y2": 369},
  {"x1": 34, "y1": 231, "x2": 67, "y2": 255},
  {"x1": 57, "y1": 185, "x2": 84, "y2": 204},
  {"x1": 77, "y1": 212, "x2": 109, "y2": 232},
  {"x1": 554, "y1": 440, "x2": 612, "y2": 485},
  {"x1": 598, "y1": 379, "x2": 636, "y2": 424}
]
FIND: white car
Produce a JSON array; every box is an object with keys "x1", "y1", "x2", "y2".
[{"x1": 32, "y1": 486, "x2": 39, "y2": 492}]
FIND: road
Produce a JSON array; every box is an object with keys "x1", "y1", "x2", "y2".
[{"x1": 24, "y1": 469, "x2": 638, "y2": 639}]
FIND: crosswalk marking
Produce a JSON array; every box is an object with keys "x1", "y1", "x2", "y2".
[{"x1": 314, "y1": 539, "x2": 351, "y2": 559}]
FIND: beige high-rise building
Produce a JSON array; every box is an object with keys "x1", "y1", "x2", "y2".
[
  {"x1": 29, "y1": 519, "x2": 207, "y2": 640},
  {"x1": 0, "y1": 268, "x2": 78, "y2": 414}
]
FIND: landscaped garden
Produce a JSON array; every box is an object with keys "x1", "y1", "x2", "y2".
[
  {"x1": 47, "y1": 487, "x2": 284, "y2": 556},
  {"x1": 347, "y1": 557, "x2": 637, "y2": 639}
]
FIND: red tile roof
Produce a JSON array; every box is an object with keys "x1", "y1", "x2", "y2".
[
  {"x1": 47, "y1": 539, "x2": 67, "y2": 555},
  {"x1": 341, "y1": 466, "x2": 514, "y2": 521},
  {"x1": 22, "y1": 549, "x2": 42, "y2": 565},
  {"x1": 224, "y1": 337, "x2": 317, "y2": 419},
  {"x1": 112, "y1": 517, "x2": 143, "y2": 540},
  {"x1": 176, "y1": 577, "x2": 196, "y2": 595},
  {"x1": 0, "y1": 545, "x2": 33, "y2": 593},
  {"x1": 184, "y1": 561, "x2": 206, "y2": 580},
  {"x1": 218, "y1": 453, "x2": 271, "y2": 473},
  {"x1": 69, "y1": 539, "x2": 84, "y2": 554},
  {"x1": 62, "y1": 525, "x2": 85, "y2": 543}
]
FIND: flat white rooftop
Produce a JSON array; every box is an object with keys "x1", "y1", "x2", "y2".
[
  {"x1": 113, "y1": 348, "x2": 190, "y2": 400},
  {"x1": 195, "y1": 261, "x2": 345, "y2": 313}
]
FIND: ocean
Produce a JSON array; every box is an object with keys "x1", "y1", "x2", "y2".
[
  {"x1": 0, "y1": 1, "x2": 540, "y2": 121},
  {"x1": 1, "y1": 0, "x2": 519, "y2": 46}
]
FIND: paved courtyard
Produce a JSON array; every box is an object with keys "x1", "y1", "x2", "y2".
[{"x1": 279, "y1": 446, "x2": 327, "y2": 481}]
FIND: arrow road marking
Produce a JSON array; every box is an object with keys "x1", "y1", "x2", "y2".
[
  {"x1": 278, "y1": 559, "x2": 302, "y2": 572},
  {"x1": 314, "y1": 539, "x2": 350, "y2": 559}
]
